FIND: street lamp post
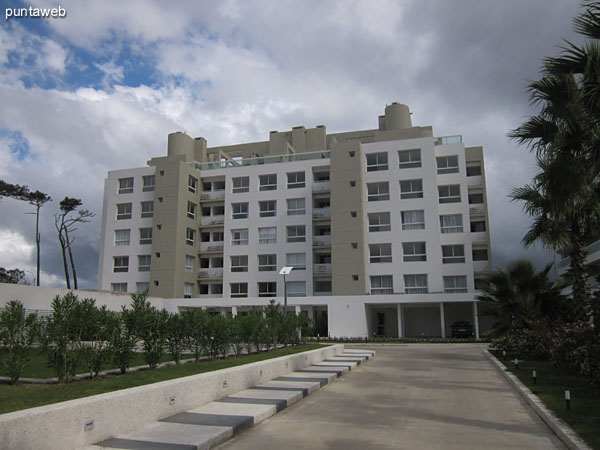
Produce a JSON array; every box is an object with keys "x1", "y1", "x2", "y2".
[{"x1": 279, "y1": 266, "x2": 293, "y2": 314}]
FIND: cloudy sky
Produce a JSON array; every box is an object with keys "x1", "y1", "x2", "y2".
[{"x1": 0, "y1": 0, "x2": 584, "y2": 288}]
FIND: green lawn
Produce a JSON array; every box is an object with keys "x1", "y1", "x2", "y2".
[
  {"x1": 493, "y1": 352, "x2": 600, "y2": 450},
  {"x1": 0, "y1": 349, "x2": 195, "y2": 379},
  {"x1": 0, "y1": 344, "x2": 326, "y2": 414}
]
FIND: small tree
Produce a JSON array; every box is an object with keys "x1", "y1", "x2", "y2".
[
  {"x1": 166, "y1": 312, "x2": 186, "y2": 364},
  {"x1": 108, "y1": 307, "x2": 138, "y2": 374},
  {"x1": 0, "y1": 267, "x2": 27, "y2": 284},
  {"x1": 130, "y1": 292, "x2": 169, "y2": 369},
  {"x1": 77, "y1": 301, "x2": 113, "y2": 379},
  {"x1": 181, "y1": 308, "x2": 207, "y2": 362},
  {"x1": 55, "y1": 197, "x2": 95, "y2": 289},
  {"x1": 0, "y1": 300, "x2": 37, "y2": 384}
]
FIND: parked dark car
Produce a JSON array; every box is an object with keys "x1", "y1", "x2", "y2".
[{"x1": 451, "y1": 321, "x2": 473, "y2": 338}]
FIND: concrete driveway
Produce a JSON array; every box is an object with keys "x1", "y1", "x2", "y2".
[{"x1": 217, "y1": 344, "x2": 565, "y2": 450}]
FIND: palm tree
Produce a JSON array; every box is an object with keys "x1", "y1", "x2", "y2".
[{"x1": 476, "y1": 260, "x2": 568, "y2": 336}]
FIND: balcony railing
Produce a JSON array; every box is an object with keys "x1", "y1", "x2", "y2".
[
  {"x1": 200, "y1": 190, "x2": 225, "y2": 201},
  {"x1": 313, "y1": 264, "x2": 332, "y2": 275},
  {"x1": 189, "y1": 151, "x2": 331, "y2": 171},
  {"x1": 312, "y1": 181, "x2": 331, "y2": 193},
  {"x1": 199, "y1": 242, "x2": 224, "y2": 252},
  {"x1": 473, "y1": 260, "x2": 490, "y2": 273},
  {"x1": 312, "y1": 207, "x2": 331, "y2": 219},
  {"x1": 434, "y1": 135, "x2": 462, "y2": 146},
  {"x1": 469, "y1": 205, "x2": 485, "y2": 216},
  {"x1": 197, "y1": 268, "x2": 224, "y2": 279},
  {"x1": 313, "y1": 235, "x2": 331, "y2": 247},
  {"x1": 200, "y1": 215, "x2": 225, "y2": 226}
]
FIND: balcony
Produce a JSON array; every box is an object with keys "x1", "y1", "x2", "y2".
[
  {"x1": 199, "y1": 242, "x2": 224, "y2": 252},
  {"x1": 467, "y1": 175, "x2": 483, "y2": 187},
  {"x1": 473, "y1": 260, "x2": 490, "y2": 274},
  {"x1": 312, "y1": 181, "x2": 331, "y2": 194},
  {"x1": 469, "y1": 205, "x2": 485, "y2": 216},
  {"x1": 313, "y1": 264, "x2": 332, "y2": 276},
  {"x1": 197, "y1": 268, "x2": 224, "y2": 279},
  {"x1": 189, "y1": 150, "x2": 331, "y2": 171},
  {"x1": 200, "y1": 190, "x2": 225, "y2": 201},
  {"x1": 434, "y1": 135, "x2": 462, "y2": 146},
  {"x1": 313, "y1": 235, "x2": 331, "y2": 247},
  {"x1": 312, "y1": 207, "x2": 331, "y2": 220},
  {"x1": 200, "y1": 215, "x2": 225, "y2": 226}
]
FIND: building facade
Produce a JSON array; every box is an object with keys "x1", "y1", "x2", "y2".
[{"x1": 97, "y1": 103, "x2": 492, "y2": 337}]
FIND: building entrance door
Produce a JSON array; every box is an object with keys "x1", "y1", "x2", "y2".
[{"x1": 376, "y1": 312, "x2": 385, "y2": 336}]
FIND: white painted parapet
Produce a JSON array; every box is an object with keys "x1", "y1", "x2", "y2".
[{"x1": 0, "y1": 344, "x2": 343, "y2": 450}]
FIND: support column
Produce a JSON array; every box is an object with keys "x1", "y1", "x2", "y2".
[
  {"x1": 473, "y1": 301, "x2": 480, "y2": 340},
  {"x1": 231, "y1": 306, "x2": 237, "y2": 317},
  {"x1": 295, "y1": 305, "x2": 301, "y2": 316},
  {"x1": 397, "y1": 304, "x2": 404, "y2": 338},
  {"x1": 440, "y1": 302, "x2": 446, "y2": 338}
]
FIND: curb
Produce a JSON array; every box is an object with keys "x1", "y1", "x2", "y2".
[{"x1": 483, "y1": 349, "x2": 590, "y2": 450}]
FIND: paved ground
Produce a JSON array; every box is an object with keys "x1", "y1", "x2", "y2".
[{"x1": 217, "y1": 344, "x2": 565, "y2": 450}]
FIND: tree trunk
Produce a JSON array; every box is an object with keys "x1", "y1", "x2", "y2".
[
  {"x1": 569, "y1": 230, "x2": 590, "y2": 321},
  {"x1": 64, "y1": 227, "x2": 78, "y2": 289},
  {"x1": 58, "y1": 224, "x2": 71, "y2": 289},
  {"x1": 35, "y1": 204, "x2": 40, "y2": 286}
]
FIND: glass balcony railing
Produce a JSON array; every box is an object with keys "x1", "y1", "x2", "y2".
[
  {"x1": 189, "y1": 151, "x2": 331, "y2": 171},
  {"x1": 434, "y1": 135, "x2": 462, "y2": 145}
]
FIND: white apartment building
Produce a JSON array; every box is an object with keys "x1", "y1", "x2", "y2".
[{"x1": 98, "y1": 103, "x2": 492, "y2": 338}]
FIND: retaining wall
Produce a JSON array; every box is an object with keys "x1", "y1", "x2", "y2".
[{"x1": 0, "y1": 344, "x2": 343, "y2": 450}]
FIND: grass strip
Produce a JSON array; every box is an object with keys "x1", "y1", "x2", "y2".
[
  {"x1": 493, "y1": 352, "x2": 600, "y2": 450},
  {"x1": 0, "y1": 344, "x2": 326, "y2": 415}
]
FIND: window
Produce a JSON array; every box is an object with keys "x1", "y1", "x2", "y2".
[
  {"x1": 187, "y1": 201, "x2": 196, "y2": 219},
  {"x1": 436, "y1": 155, "x2": 459, "y2": 174},
  {"x1": 259, "y1": 227, "x2": 277, "y2": 244},
  {"x1": 199, "y1": 284, "x2": 209, "y2": 295},
  {"x1": 200, "y1": 258, "x2": 209, "y2": 269},
  {"x1": 368, "y1": 212, "x2": 391, "y2": 232},
  {"x1": 474, "y1": 278, "x2": 486, "y2": 290},
  {"x1": 139, "y1": 227, "x2": 152, "y2": 245},
  {"x1": 286, "y1": 253, "x2": 306, "y2": 270},
  {"x1": 188, "y1": 175, "x2": 198, "y2": 193},
  {"x1": 138, "y1": 255, "x2": 151, "y2": 272},
  {"x1": 210, "y1": 284, "x2": 223, "y2": 295},
  {"x1": 231, "y1": 229, "x2": 249, "y2": 246},
  {"x1": 116, "y1": 203, "x2": 132, "y2": 220},
  {"x1": 184, "y1": 282, "x2": 193, "y2": 298},
  {"x1": 258, "y1": 254, "x2": 277, "y2": 271},
  {"x1": 314, "y1": 171, "x2": 330, "y2": 182},
  {"x1": 287, "y1": 198, "x2": 306, "y2": 216},
  {"x1": 111, "y1": 282, "x2": 127, "y2": 292},
  {"x1": 402, "y1": 242, "x2": 426, "y2": 262},
  {"x1": 287, "y1": 171, "x2": 305, "y2": 189},
  {"x1": 398, "y1": 149, "x2": 421, "y2": 168},
  {"x1": 369, "y1": 243, "x2": 392, "y2": 263},
  {"x1": 232, "y1": 202, "x2": 248, "y2": 219},
  {"x1": 232, "y1": 176, "x2": 249, "y2": 193},
  {"x1": 231, "y1": 283, "x2": 248, "y2": 298},
  {"x1": 185, "y1": 255, "x2": 195, "y2": 273},
  {"x1": 287, "y1": 225, "x2": 306, "y2": 243},
  {"x1": 185, "y1": 228, "x2": 195, "y2": 246},
  {"x1": 370, "y1": 275, "x2": 393, "y2": 295},
  {"x1": 259, "y1": 174, "x2": 277, "y2": 191},
  {"x1": 231, "y1": 255, "x2": 248, "y2": 272},
  {"x1": 467, "y1": 163, "x2": 482, "y2": 176},
  {"x1": 288, "y1": 281, "x2": 306, "y2": 297},
  {"x1": 136, "y1": 282, "x2": 149, "y2": 293},
  {"x1": 259, "y1": 200, "x2": 277, "y2": 217},
  {"x1": 404, "y1": 274, "x2": 428, "y2": 294},
  {"x1": 113, "y1": 256, "x2": 129, "y2": 273},
  {"x1": 366, "y1": 152, "x2": 388, "y2": 171},
  {"x1": 473, "y1": 248, "x2": 489, "y2": 261},
  {"x1": 118, "y1": 177, "x2": 134, "y2": 194},
  {"x1": 471, "y1": 220, "x2": 486, "y2": 232},
  {"x1": 444, "y1": 276, "x2": 468, "y2": 293},
  {"x1": 367, "y1": 182, "x2": 389, "y2": 201},
  {"x1": 442, "y1": 245, "x2": 465, "y2": 263},
  {"x1": 258, "y1": 282, "x2": 277, "y2": 297},
  {"x1": 142, "y1": 175, "x2": 155, "y2": 192},
  {"x1": 141, "y1": 201, "x2": 154, "y2": 218},
  {"x1": 438, "y1": 185, "x2": 461, "y2": 203},
  {"x1": 401, "y1": 210, "x2": 425, "y2": 230},
  {"x1": 468, "y1": 192, "x2": 484, "y2": 204},
  {"x1": 114, "y1": 229, "x2": 130, "y2": 246},
  {"x1": 349, "y1": 151, "x2": 355, "y2": 157},
  {"x1": 440, "y1": 214, "x2": 463, "y2": 233},
  {"x1": 400, "y1": 179, "x2": 423, "y2": 199}
]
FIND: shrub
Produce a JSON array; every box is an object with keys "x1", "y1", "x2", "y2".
[
  {"x1": 108, "y1": 307, "x2": 137, "y2": 374},
  {"x1": 0, "y1": 300, "x2": 37, "y2": 384}
]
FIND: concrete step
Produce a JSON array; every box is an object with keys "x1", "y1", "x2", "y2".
[{"x1": 87, "y1": 350, "x2": 374, "y2": 450}]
